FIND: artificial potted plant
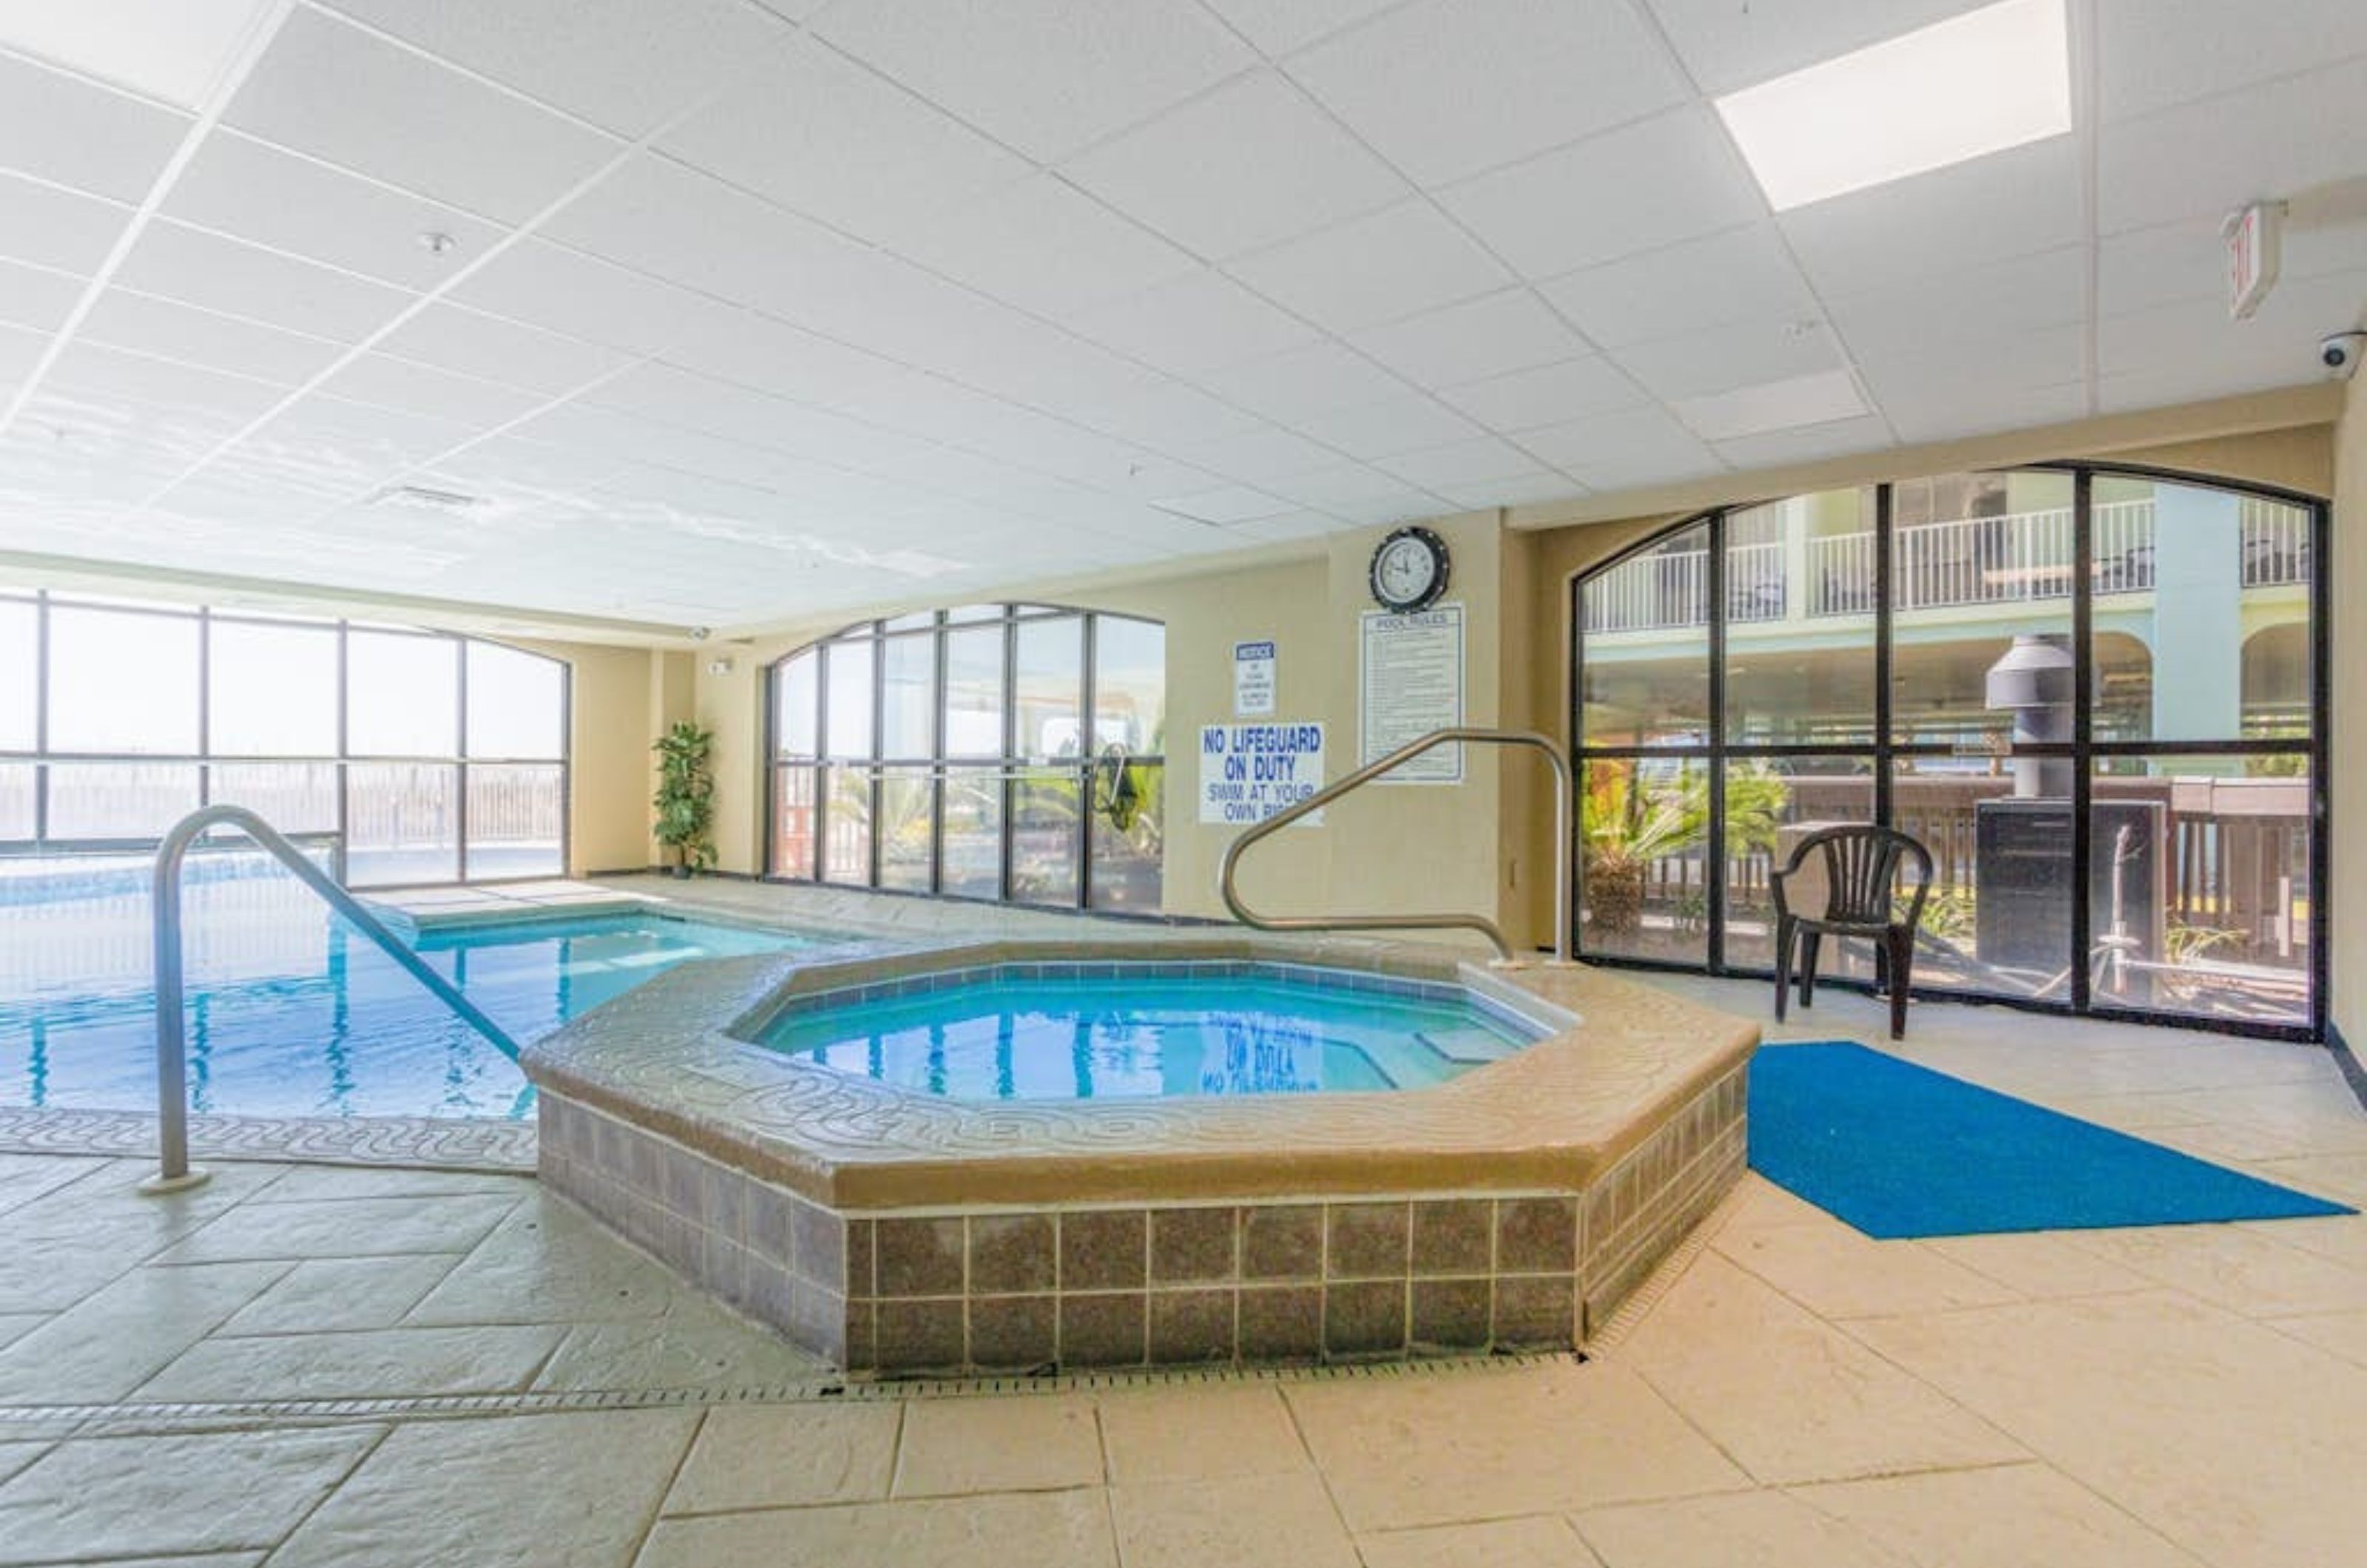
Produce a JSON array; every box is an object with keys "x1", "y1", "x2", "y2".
[{"x1": 652, "y1": 720, "x2": 717, "y2": 877}]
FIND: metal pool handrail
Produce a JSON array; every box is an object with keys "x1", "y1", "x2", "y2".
[
  {"x1": 143, "y1": 805, "x2": 521, "y2": 1194},
  {"x1": 1218, "y1": 727, "x2": 1573, "y2": 965}
]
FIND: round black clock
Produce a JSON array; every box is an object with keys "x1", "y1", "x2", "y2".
[{"x1": 1368, "y1": 525, "x2": 1450, "y2": 613}]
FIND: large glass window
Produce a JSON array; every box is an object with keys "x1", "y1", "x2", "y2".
[
  {"x1": 1573, "y1": 466, "x2": 2324, "y2": 1039},
  {"x1": 769, "y1": 606, "x2": 1165, "y2": 911},
  {"x1": 0, "y1": 591, "x2": 568, "y2": 885}
]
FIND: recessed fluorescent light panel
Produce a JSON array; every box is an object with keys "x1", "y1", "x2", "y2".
[
  {"x1": 0, "y1": 0, "x2": 283, "y2": 109},
  {"x1": 1715, "y1": 0, "x2": 2071, "y2": 212},
  {"x1": 1673, "y1": 368, "x2": 1868, "y2": 442}
]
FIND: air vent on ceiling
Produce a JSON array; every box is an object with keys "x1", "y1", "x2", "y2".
[{"x1": 370, "y1": 484, "x2": 486, "y2": 513}]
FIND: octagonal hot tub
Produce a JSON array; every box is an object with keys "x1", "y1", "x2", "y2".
[{"x1": 524, "y1": 936, "x2": 1755, "y2": 1376}]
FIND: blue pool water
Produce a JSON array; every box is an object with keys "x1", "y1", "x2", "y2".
[
  {"x1": 0, "y1": 856, "x2": 819, "y2": 1121},
  {"x1": 757, "y1": 969, "x2": 1547, "y2": 1101}
]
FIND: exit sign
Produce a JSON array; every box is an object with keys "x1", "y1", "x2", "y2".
[{"x1": 2224, "y1": 200, "x2": 2283, "y2": 322}]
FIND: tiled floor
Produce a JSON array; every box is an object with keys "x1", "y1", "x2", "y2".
[{"x1": 5, "y1": 964, "x2": 2367, "y2": 1564}]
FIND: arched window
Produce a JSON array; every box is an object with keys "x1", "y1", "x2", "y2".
[
  {"x1": 769, "y1": 605, "x2": 1166, "y2": 911},
  {"x1": 0, "y1": 587, "x2": 568, "y2": 885},
  {"x1": 1573, "y1": 467, "x2": 2323, "y2": 1038}
]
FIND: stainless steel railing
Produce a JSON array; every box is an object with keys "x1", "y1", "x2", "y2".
[
  {"x1": 141, "y1": 805, "x2": 521, "y2": 1195},
  {"x1": 1218, "y1": 727, "x2": 1572, "y2": 965}
]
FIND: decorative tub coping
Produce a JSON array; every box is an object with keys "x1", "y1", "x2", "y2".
[{"x1": 523, "y1": 934, "x2": 1757, "y2": 1375}]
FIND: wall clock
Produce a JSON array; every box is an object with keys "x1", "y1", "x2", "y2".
[{"x1": 1368, "y1": 525, "x2": 1450, "y2": 613}]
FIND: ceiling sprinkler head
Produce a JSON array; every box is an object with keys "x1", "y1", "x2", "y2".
[{"x1": 418, "y1": 231, "x2": 458, "y2": 256}]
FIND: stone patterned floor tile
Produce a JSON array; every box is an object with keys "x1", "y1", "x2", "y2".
[
  {"x1": 1792, "y1": 1461, "x2": 2206, "y2": 1567},
  {"x1": 663, "y1": 1404, "x2": 902, "y2": 1515},
  {"x1": 1094, "y1": 1385, "x2": 1311, "y2": 1484},
  {"x1": 0, "y1": 1154, "x2": 107, "y2": 1218},
  {"x1": 1110, "y1": 1470, "x2": 1360, "y2": 1568},
  {"x1": 1284, "y1": 1359, "x2": 1746, "y2": 1532},
  {"x1": 1845, "y1": 1290, "x2": 2367, "y2": 1568},
  {"x1": 892, "y1": 1394, "x2": 1104, "y2": 1498},
  {"x1": 248, "y1": 1166, "x2": 535, "y2": 1203},
  {"x1": 1357, "y1": 1514, "x2": 1604, "y2": 1568},
  {"x1": 636, "y1": 1490, "x2": 1119, "y2": 1568},
  {"x1": 0, "y1": 1444, "x2": 49, "y2": 1490},
  {"x1": 0, "y1": 1261, "x2": 290, "y2": 1404},
  {"x1": 401, "y1": 1200, "x2": 695, "y2": 1325},
  {"x1": 0, "y1": 1427, "x2": 380, "y2": 1565},
  {"x1": 1615, "y1": 1254, "x2": 2027, "y2": 1487},
  {"x1": 1918, "y1": 1231, "x2": 2161, "y2": 1300},
  {"x1": 135, "y1": 1323, "x2": 565, "y2": 1402},
  {"x1": 215, "y1": 1254, "x2": 465, "y2": 1336},
  {"x1": 530, "y1": 1318, "x2": 824, "y2": 1393},
  {"x1": 1715, "y1": 1223, "x2": 2024, "y2": 1319},
  {"x1": 266, "y1": 1410, "x2": 698, "y2": 1568},
  {"x1": 1574, "y1": 1488, "x2": 1910, "y2": 1567},
  {"x1": 152, "y1": 1192, "x2": 521, "y2": 1265},
  {"x1": 0, "y1": 1315, "x2": 45, "y2": 1354},
  {"x1": 2067, "y1": 1222, "x2": 2367, "y2": 1317}
]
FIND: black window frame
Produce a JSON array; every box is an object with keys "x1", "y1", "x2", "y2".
[{"x1": 1568, "y1": 461, "x2": 2329, "y2": 1043}]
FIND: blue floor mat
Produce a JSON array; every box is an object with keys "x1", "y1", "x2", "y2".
[{"x1": 1749, "y1": 1041, "x2": 2352, "y2": 1238}]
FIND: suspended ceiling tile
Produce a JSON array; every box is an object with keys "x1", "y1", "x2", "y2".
[
  {"x1": 1516, "y1": 402, "x2": 1719, "y2": 477},
  {"x1": 1536, "y1": 223, "x2": 1817, "y2": 351},
  {"x1": 1434, "y1": 355, "x2": 1648, "y2": 433},
  {"x1": 162, "y1": 132, "x2": 504, "y2": 291},
  {"x1": 1824, "y1": 246, "x2": 2086, "y2": 362},
  {"x1": 377, "y1": 303, "x2": 628, "y2": 398},
  {"x1": 1642, "y1": 0, "x2": 1991, "y2": 96},
  {"x1": 879, "y1": 172, "x2": 1199, "y2": 319},
  {"x1": 1065, "y1": 268, "x2": 1321, "y2": 375},
  {"x1": 1780, "y1": 136, "x2": 2080, "y2": 299},
  {"x1": 2097, "y1": 61, "x2": 2367, "y2": 237},
  {"x1": 1064, "y1": 70, "x2": 1410, "y2": 261},
  {"x1": 1227, "y1": 199, "x2": 1512, "y2": 335},
  {"x1": 316, "y1": 352, "x2": 548, "y2": 427},
  {"x1": 0, "y1": 48, "x2": 189, "y2": 203},
  {"x1": 1197, "y1": 0, "x2": 1407, "y2": 58},
  {"x1": 1372, "y1": 433, "x2": 1540, "y2": 490},
  {"x1": 809, "y1": 0, "x2": 1255, "y2": 163},
  {"x1": 1351, "y1": 287, "x2": 1586, "y2": 389},
  {"x1": 1611, "y1": 316, "x2": 1845, "y2": 404},
  {"x1": 78, "y1": 288, "x2": 345, "y2": 385},
  {"x1": 0, "y1": 257, "x2": 90, "y2": 335},
  {"x1": 223, "y1": 7, "x2": 616, "y2": 224},
  {"x1": 1438, "y1": 108, "x2": 1763, "y2": 279},
  {"x1": 0, "y1": 172, "x2": 135, "y2": 275},
  {"x1": 1192, "y1": 339, "x2": 1411, "y2": 423},
  {"x1": 656, "y1": 32, "x2": 1032, "y2": 246},
  {"x1": 445, "y1": 237, "x2": 735, "y2": 357},
  {"x1": 1290, "y1": 392, "x2": 1481, "y2": 462},
  {"x1": 320, "y1": 0, "x2": 795, "y2": 138},
  {"x1": 2094, "y1": 0, "x2": 2367, "y2": 124},
  {"x1": 114, "y1": 220, "x2": 416, "y2": 342},
  {"x1": 1286, "y1": 0, "x2": 1688, "y2": 188}
]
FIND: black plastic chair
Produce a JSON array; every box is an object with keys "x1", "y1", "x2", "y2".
[{"x1": 1771, "y1": 825, "x2": 1935, "y2": 1040}]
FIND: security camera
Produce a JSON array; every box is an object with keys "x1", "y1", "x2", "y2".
[
  {"x1": 2323, "y1": 331, "x2": 2366, "y2": 380},
  {"x1": 687, "y1": 626, "x2": 712, "y2": 641}
]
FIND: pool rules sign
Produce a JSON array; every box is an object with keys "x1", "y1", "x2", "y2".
[{"x1": 1198, "y1": 722, "x2": 1325, "y2": 825}]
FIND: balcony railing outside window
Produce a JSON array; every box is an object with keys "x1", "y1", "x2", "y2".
[{"x1": 1583, "y1": 496, "x2": 2309, "y2": 635}]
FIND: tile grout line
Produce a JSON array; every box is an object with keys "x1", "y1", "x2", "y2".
[{"x1": 624, "y1": 1405, "x2": 710, "y2": 1566}]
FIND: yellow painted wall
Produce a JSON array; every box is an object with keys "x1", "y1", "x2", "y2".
[{"x1": 507, "y1": 637, "x2": 663, "y2": 876}]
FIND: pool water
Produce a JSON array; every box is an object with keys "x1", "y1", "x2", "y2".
[
  {"x1": 0, "y1": 859, "x2": 818, "y2": 1120},
  {"x1": 757, "y1": 970, "x2": 1547, "y2": 1100}
]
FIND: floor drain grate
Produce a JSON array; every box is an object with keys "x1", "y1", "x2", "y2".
[{"x1": 0, "y1": 1351, "x2": 1584, "y2": 1435}]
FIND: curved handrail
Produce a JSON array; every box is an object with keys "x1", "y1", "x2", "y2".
[
  {"x1": 1218, "y1": 727, "x2": 1572, "y2": 964},
  {"x1": 145, "y1": 805, "x2": 521, "y2": 1193}
]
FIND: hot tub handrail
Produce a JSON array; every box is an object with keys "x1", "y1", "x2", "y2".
[
  {"x1": 1218, "y1": 726, "x2": 1572, "y2": 965},
  {"x1": 143, "y1": 804, "x2": 522, "y2": 1194}
]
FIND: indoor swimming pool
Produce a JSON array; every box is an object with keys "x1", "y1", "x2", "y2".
[{"x1": 0, "y1": 854, "x2": 824, "y2": 1120}]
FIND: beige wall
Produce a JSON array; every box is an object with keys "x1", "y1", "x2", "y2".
[
  {"x1": 2332, "y1": 379, "x2": 2366, "y2": 1044},
  {"x1": 507, "y1": 637, "x2": 667, "y2": 876}
]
